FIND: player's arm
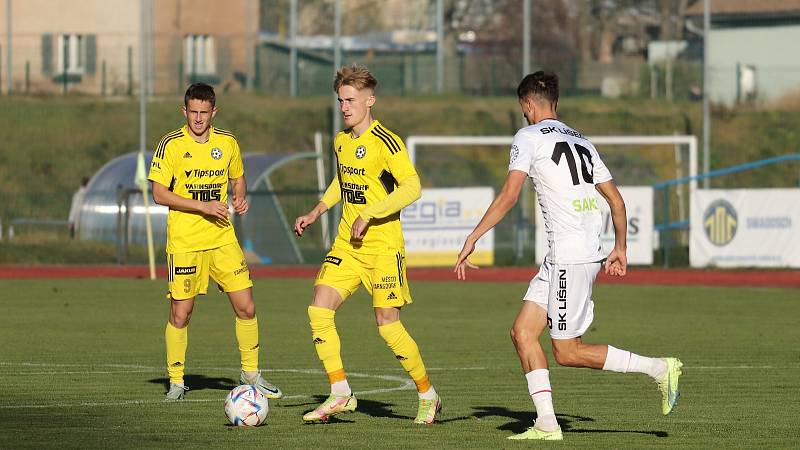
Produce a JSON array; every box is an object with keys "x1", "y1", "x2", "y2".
[
  {"x1": 455, "y1": 170, "x2": 527, "y2": 280},
  {"x1": 351, "y1": 133, "x2": 420, "y2": 240},
  {"x1": 358, "y1": 175, "x2": 421, "y2": 222},
  {"x1": 151, "y1": 181, "x2": 229, "y2": 219},
  {"x1": 227, "y1": 137, "x2": 248, "y2": 215},
  {"x1": 596, "y1": 180, "x2": 627, "y2": 276},
  {"x1": 230, "y1": 175, "x2": 248, "y2": 215},
  {"x1": 294, "y1": 178, "x2": 340, "y2": 237},
  {"x1": 351, "y1": 174, "x2": 421, "y2": 240}
]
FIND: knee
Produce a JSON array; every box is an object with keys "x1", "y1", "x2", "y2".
[
  {"x1": 552, "y1": 345, "x2": 580, "y2": 367},
  {"x1": 235, "y1": 303, "x2": 256, "y2": 320},
  {"x1": 374, "y1": 307, "x2": 400, "y2": 327},
  {"x1": 312, "y1": 285, "x2": 344, "y2": 310},
  {"x1": 308, "y1": 305, "x2": 336, "y2": 330},
  {"x1": 376, "y1": 317, "x2": 403, "y2": 343},
  {"x1": 170, "y1": 311, "x2": 191, "y2": 329},
  {"x1": 510, "y1": 324, "x2": 533, "y2": 347}
]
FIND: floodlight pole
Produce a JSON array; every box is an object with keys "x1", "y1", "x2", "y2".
[
  {"x1": 518, "y1": 0, "x2": 532, "y2": 263},
  {"x1": 702, "y1": 0, "x2": 711, "y2": 188},
  {"x1": 436, "y1": 0, "x2": 444, "y2": 93},
  {"x1": 523, "y1": 0, "x2": 530, "y2": 77},
  {"x1": 5, "y1": 0, "x2": 11, "y2": 94},
  {"x1": 140, "y1": 0, "x2": 155, "y2": 279},
  {"x1": 328, "y1": 0, "x2": 343, "y2": 239},
  {"x1": 333, "y1": 0, "x2": 341, "y2": 136},
  {"x1": 289, "y1": 0, "x2": 297, "y2": 97}
]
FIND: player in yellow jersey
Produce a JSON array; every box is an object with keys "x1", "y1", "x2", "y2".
[
  {"x1": 294, "y1": 64, "x2": 441, "y2": 424},
  {"x1": 148, "y1": 83, "x2": 282, "y2": 401}
]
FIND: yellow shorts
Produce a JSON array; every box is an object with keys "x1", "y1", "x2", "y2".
[
  {"x1": 166, "y1": 242, "x2": 253, "y2": 300},
  {"x1": 314, "y1": 247, "x2": 412, "y2": 308}
]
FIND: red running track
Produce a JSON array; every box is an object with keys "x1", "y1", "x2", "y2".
[{"x1": 0, "y1": 265, "x2": 798, "y2": 288}]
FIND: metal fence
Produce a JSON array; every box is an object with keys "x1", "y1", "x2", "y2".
[{"x1": 2, "y1": 0, "x2": 800, "y2": 266}]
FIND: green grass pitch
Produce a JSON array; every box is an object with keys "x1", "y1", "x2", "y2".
[{"x1": 0, "y1": 278, "x2": 797, "y2": 448}]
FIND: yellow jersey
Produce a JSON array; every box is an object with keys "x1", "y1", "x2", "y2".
[
  {"x1": 329, "y1": 120, "x2": 417, "y2": 255},
  {"x1": 148, "y1": 125, "x2": 244, "y2": 253}
]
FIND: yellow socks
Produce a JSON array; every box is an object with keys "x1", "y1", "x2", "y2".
[
  {"x1": 378, "y1": 320, "x2": 431, "y2": 393},
  {"x1": 165, "y1": 321, "x2": 188, "y2": 385},
  {"x1": 235, "y1": 316, "x2": 260, "y2": 373},
  {"x1": 167, "y1": 317, "x2": 259, "y2": 384},
  {"x1": 308, "y1": 306, "x2": 346, "y2": 384},
  {"x1": 307, "y1": 308, "x2": 432, "y2": 394}
]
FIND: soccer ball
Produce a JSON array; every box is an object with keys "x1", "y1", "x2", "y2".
[{"x1": 224, "y1": 384, "x2": 269, "y2": 426}]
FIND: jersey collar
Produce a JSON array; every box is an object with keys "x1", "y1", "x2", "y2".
[
  {"x1": 182, "y1": 124, "x2": 212, "y2": 144},
  {"x1": 350, "y1": 119, "x2": 380, "y2": 140}
]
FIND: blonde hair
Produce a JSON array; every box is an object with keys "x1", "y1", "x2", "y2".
[{"x1": 333, "y1": 64, "x2": 378, "y2": 92}]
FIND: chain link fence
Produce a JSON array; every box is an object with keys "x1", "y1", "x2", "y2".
[{"x1": 2, "y1": 0, "x2": 799, "y2": 265}]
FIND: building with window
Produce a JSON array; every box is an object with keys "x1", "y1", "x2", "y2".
[{"x1": 0, "y1": 0, "x2": 258, "y2": 95}]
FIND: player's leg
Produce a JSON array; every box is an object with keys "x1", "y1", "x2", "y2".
[
  {"x1": 551, "y1": 337, "x2": 682, "y2": 414},
  {"x1": 225, "y1": 287, "x2": 283, "y2": 399},
  {"x1": 165, "y1": 297, "x2": 194, "y2": 400},
  {"x1": 308, "y1": 284, "x2": 348, "y2": 392},
  {"x1": 509, "y1": 302, "x2": 561, "y2": 436},
  {"x1": 371, "y1": 251, "x2": 440, "y2": 424},
  {"x1": 507, "y1": 262, "x2": 562, "y2": 440},
  {"x1": 304, "y1": 251, "x2": 360, "y2": 422},
  {"x1": 548, "y1": 261, "x2": 682, "y2": 415},
  {"x1": 211, "y1": 243, "x2": 282, "y2": 399},
  {"x1": 374, "y1": 306, "x2": 440, "y2": 424},
  {"x1": 163, "y1": 251, "x2": 207, "y2": 401}
]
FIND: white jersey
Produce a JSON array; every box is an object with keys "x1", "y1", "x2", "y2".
[{"x1": 509, "y1": 118, "x2": 613, "y2": 264}]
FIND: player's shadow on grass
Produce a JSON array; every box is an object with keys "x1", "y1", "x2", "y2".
[
  {"x1": 148, "y1": 375, "x2": 237, "y2": 393},
  {"x1": 471, "y1": 406, "x2": 667, "y2": 438}
]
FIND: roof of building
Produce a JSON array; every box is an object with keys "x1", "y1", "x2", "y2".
[{"x1": 686, "y1": 0, "x2": 800, "y2": 18}]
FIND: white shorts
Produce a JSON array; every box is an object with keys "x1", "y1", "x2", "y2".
[{"x1": 523, "y1": 259, "x2": 601, "y2": 340}]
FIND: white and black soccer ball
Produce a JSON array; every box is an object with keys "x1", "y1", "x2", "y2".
[
  {"x1": 211, "y1": 147, "x2": 223, "y2": 160},
  {"x1": 224, "y1": 384, "x2": 269, "y2": 426}
]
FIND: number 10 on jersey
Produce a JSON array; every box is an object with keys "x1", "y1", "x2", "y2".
[{"x1": 551, "y1": 141, "x2": 594, "y2": 186}]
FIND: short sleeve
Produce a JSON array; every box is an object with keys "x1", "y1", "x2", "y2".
[
  {"x1": 148, "y1": 136, "x2": 175, "y2": 188},
  {"x1": 383, "y1": 135, "x2": 418, "y2": 182},
  {"x1": 229, "y1": 138, "x2": 244, "y2": 179},
  {"x1": 589, "y1": 144, "x2": 613, "y2": 184},
  {"x1": 508, "y1": 130, "x2": 535, "y2": 174}
]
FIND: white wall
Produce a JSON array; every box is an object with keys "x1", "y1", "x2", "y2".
[{"x1": 709, "y1": 24, "x2": 800, "y2": 104}]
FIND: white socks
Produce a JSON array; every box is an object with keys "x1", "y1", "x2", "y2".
[
  {"x1": 331, "y1": 379, "x2": 351, "y2": 396},
  {"x1": 525, "y1": 369, "x2": 559, "y2": 432},
  {"x1": 419, "y1": 386, "x2": 438, "y2": 400},
  {"x1": 603, "y1": 345, "x2": 667, "y2": 380}
]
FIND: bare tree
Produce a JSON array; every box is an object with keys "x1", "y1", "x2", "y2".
[{"x1": 658, "y1": 0, "x2": 690, "y2": 40}]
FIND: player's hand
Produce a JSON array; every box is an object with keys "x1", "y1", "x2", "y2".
[
  {"x1": 232, "y1": 194, "x2": 249, "y2": 215},
  {"x1": 351, "y1": 216, "x2": 369, "y2": 241},
  {"x1": 454, "y1": 238, "x2": 479, "y2": 280},
  {"x1": 294, "y1": 211, "x2": 318, "y2": 237},
  {"x1": 604, "y1": 248, "x2": 627, "y2": 276},
  {"x1": 202, "y1": 200, "x2": 229, "y2": 219}
]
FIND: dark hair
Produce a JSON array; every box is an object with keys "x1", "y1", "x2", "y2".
[
  {"x1": 184, "y1": 83, "x2": 216, "y2": 107},
  {"x1": 517, "y1": 71, "x2": 559, "y2": 104}
]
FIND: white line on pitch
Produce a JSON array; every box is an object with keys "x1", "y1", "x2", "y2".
[
  {"x1": 0, "y1": 362, "x2": 155, "y2": 369},
  {"x1": 0, "y1": 363, "x2": 489, "y2": 376},
  {"x1": 0, "y1": 368, "x2": 413, "y2": 410}
]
